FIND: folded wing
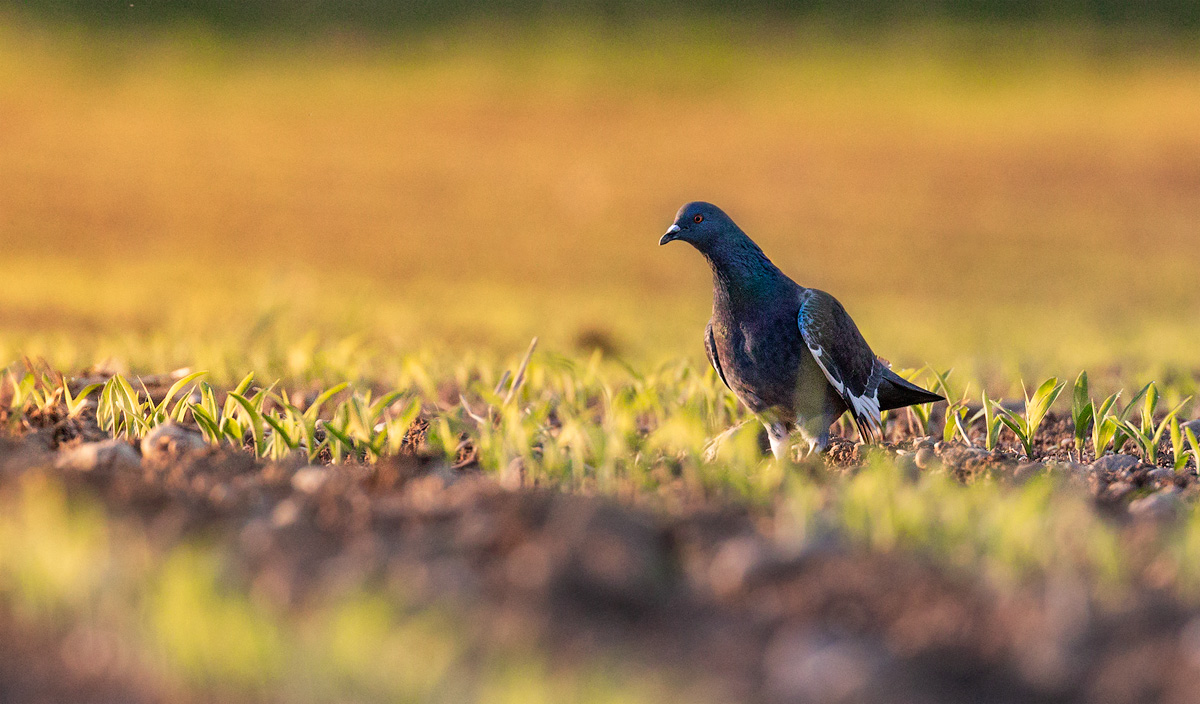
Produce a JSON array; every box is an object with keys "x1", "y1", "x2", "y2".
[
  {"x1": 705, "y1": 321, "x2": 731, "y2": 391},
  {"x1": 797, "y1": 289, "x2": 885, "y2": 442}
]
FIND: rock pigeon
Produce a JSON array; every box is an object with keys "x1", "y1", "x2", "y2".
[{"x1": 660, "y1": 201, "x2": 943, "y2": 460}]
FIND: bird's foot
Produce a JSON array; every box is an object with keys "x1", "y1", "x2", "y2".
[{"x1": 796, "y1": 429, "x2": 830, "y2": 461}]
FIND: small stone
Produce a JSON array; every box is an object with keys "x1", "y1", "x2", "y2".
[
  {"x1": 1181, "y1": 419, "x2": 1200, "y2": 436},
  {"x1": 1129, "y1": 489, "x2": 1184, "y2": 521},
  {"x1": 937, "y1": 445, "x2": 979, "y2": 469},
  {"x1": 914, "y1": 446, "x2": 937, "y2": 470},
  {"x1": 55, "y1": 440, "x2": 140, "y2": 474},
  {"x1": 1049, "y1": 462, "x2": 1091, "y2": 488},
  {"x1": 140, "y1": 423, "x2": 207, "y2": 464},
  {"x1": 1104, "y1": 481, "x2": 1135, "y2": 502},
  {"x1": 1061, "y1": 461, "x2": 1089, "y2": 475},
  {"x1": 1147, "y1": 467, "x2": 1177, "y2": 485},
  {"x1": 1091, "y1": 454, "x2": 1140, "y2": 474},
  {"x1": 291, "y1": 466, "x2": 329, "y2": 494}
]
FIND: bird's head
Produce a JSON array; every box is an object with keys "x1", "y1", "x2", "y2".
[{"x1": 659, "y1": 201, "x2": 739, "y2": 252}]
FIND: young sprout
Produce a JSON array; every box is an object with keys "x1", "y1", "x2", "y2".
[
  {"x1": 1070, "y1": 371, "x2": 1092, "y2": 462},
  {"x1": 927, "y1": 368, "x2": 971, "y2": 446},
  {"x1": 994, "y1": 377, "x2": 1065, "y2": 459},
  {"x1": 898, "y1": 368, "x2": 933, "y2": 437},
  {"x1": 1169, "y1": 417, "x2": 1190, "y2": 472},
  {"x1": 1185, "y1": 427, "x2": 1200, "y2": 472},
  {"x1": 261, "y1": 411, "x2": 299, "y2": 461},
  {"x1": 150, "y1": 371, "x2": 207, "y2": 426},
  {"x1": 1108, "y1": 383, "x2": 1152, "y2": 456},
  {"x1": 63, "y1": 381, "x2": 102, "y2": 418},
  {"x1": 501, "y1": 337, "x2": 538, "y2": 406},
  {"x1": 101, "y1": 375, "x2": 151, "y2": 439},
  {"x1": 980, "y1": 389, "x2": 1003, "y2": 452},
  {"x1": 187, "y1": 382, "x2": 226, "y2": 445},
  {"x1": 227, "y1": 390, "x2": 269, "y2": 456},
  {"x1": 1117, "y1": 383, "x2": 1190, "y2": 466},
  {"x1": 4, "y1": 371, "x2": 35, "y2": 413},
  {"x1": 1089, "y1": 392, "x2": 1122, "y2": 459}
]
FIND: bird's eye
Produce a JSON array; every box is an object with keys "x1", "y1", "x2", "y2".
[{"x1": 693, "y1": 215, "x2": 704, "y2": 223}]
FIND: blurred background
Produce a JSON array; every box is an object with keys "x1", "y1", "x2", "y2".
[
  {"x1": 4, "y1": 4, "x2": 1200, "y2": 703},
  {"x1": 1, "y1": 0, "x2": 1198, "y2": 382}
]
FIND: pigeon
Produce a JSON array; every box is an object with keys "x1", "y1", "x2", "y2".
[{"x1": 659, "y1": 201, "x2": 943, "y2": 460}]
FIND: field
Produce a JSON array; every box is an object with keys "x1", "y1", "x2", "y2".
[
  {"x1": 3, "y1": 13, "x2": 1200, "y2": 703},
  {"x1": 4, "y1": 20, "x2": 1200, "y2": 379}
]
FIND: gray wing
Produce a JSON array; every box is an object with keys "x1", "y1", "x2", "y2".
[
  {"x1": 704, "y1": 321, "x2": 730, "y2": 391},
  {"x1": 797, "y1": 289, "x2": 886, "y2": 442}
]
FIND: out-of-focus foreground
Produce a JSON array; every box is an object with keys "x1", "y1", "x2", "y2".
[{"x1": 5, "y1": 359, "x2": 1200, "y2": 703}]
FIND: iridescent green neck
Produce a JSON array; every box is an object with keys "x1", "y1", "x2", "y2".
[{"x1": 705, "y1": 234, "x2": 786, "y2": 307}]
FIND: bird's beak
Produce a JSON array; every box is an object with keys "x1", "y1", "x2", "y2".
[{"x1": 659, "y1": 224, "x2": 681, "y2": 246}]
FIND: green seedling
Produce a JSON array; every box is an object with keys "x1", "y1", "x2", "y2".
[
  {"x1": 4, "y1": 371, "x2": 36, "y2": 413},
  {"x1": 63, "y1": 381, "x2": 102, "y2": 418},
  {"x1": 994, "y1": 377, "x2": 1065, "y2": 459},
  {"x1": 980, "y1": 389, "x2": 1003, "y2": 452},
  {"x1": 189, "y1": 377, "x2": 265, "y2": 449},
  {"x1": 500, "y1": 337, "x2": 538, "y2": 406},
  {"x1": 99, "y1": 374, "x2": 153, "y2": 439},
  {"x1": 150, "y1": 371, "x2": 207, "y2": 425},
  {"x1": 261, "y1": 411, "x2": 299, "y2": 461},
  {"x1": 100, "y1": 370, "x2": 206, "y2": 437},
  {"x1": 1185, "y1": 428, "x2": 1200, "y2": 472},
  {"x1": 1070, "y1": 371, "x2": 1092, "y2": 462},
  {"x1": 286, "y1": 382, "x2": 349, "y2": 461},
  {"x1": 299, "y1": 388, "x2": 421, "y2": 463},
  {"x1": 188, "y1": 382, "x2": 227, "y2": 444},
  {"x1": 3, "y1": 367, "x2": 100, "y2": 422},
  {"x1": 898, "y1": 368, "x2": 933, "y2": 437},
  {"x1": 927, "y1": 367, "x2": 971, "y2": 446},
  {"x1": 1089, "y1": 392, "x2": 1122, "y2": 459},
  {"x1": 1117, "y1": 383, "x2": 1190, "y2": 465},
  {"x1": 1169, "y1": 417, "x2": 1192, "y2": 471},
  {"x1": 1108, "y1": 382, "x2": 1152, "y2": 455},
  {"x1": 227, "y1": 391, "x2": 268, "y2": 456}
]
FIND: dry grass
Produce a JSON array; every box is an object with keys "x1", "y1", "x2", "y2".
[{"x1": 1, "y1": 20, "x2": 1199, "y2": 379}]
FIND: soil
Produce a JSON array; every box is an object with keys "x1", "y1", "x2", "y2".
[{"x1": 2, "y1": 400, "x2": 1200, "y2": 703}]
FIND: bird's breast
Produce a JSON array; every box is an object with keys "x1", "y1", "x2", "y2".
[{"x1": 711, "y1": 313, "x2": 807, "y2": 413}]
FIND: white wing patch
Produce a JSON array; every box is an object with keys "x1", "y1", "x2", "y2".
[
  {"x1": 799, "y1": 293, "x2": 885, "y2": 443},
  {"x1": 807, "y1": 342, "x2": 883, "y2": 442},
  {"x1": 847, "y1": 382, "x2": 883, "y2": 443}
]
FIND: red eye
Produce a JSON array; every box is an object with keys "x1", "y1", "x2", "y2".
[{"x1": 693, "y1": 215, "x2": 704, "y2": 223}]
